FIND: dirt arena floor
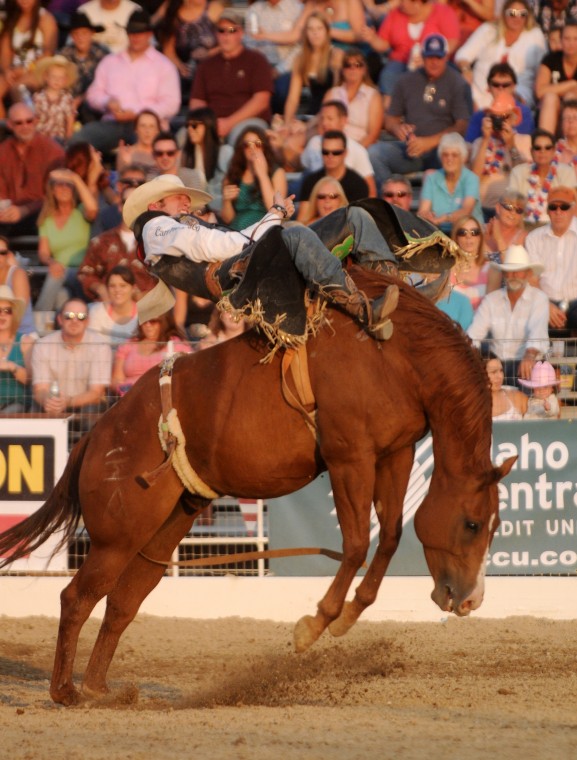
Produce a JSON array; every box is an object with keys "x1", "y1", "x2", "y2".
[{"x1": 1, "y1": 614, "x2": 577, "y2": 760}]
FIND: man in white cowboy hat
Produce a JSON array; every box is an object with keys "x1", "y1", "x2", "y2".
[
  {"x1": 123, "y1": 174, "x2": 400, "y2": 341},
  {"x1": 467, "y1": 244, "x2": 550, "y2": 384}
]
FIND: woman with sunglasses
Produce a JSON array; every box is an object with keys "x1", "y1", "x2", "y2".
[
  {"x1": 302, "y1": 177, "x2": 348, "y2": 225},
  {"x1": 0, "y1": 235, "x2": 35, "y2": 336},
  {"x1": 35, "y1": 167, "x2": 98, "y2": 312},
  {"x1": 283, "y1": 12, "x2": 344, "y2": 126},
  {"x1": 111, "y1": 309, "x2": 191, "y2": 395},
  {"x1": 450, "y1": 215, "x2": 492, "y2": 311},
  {"x1": 507, "y1": 128, "x2": 576, "y2": 227},
  {"x1": 485, "y1": 192, "x2": 527, "y2": 264},
  {"x1": 116, "y1": 109, "x2": 161, "y2": 180},
  {"x1": 323, "y1": 48, "x2": 381, "y2": 148},
  {"x1": 0, "y1": 284, "x2": 32, "y2": 413},
  {"x1": 455, "y1": 0, "x2": 545, "y2": 111},
  {"x1": 221, "y1": 126, "x2": 287, "y2": 231}
]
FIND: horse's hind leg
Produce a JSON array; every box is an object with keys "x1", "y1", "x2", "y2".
[
  {"x1": 329, "y1": 446, "x2": 414, "y2": 637},
  {"x1": 294, "y1": 460, "x2": 375, "y2": 653},
  {"x1": 51, "y1": 545, "x2": 141, "y2": 706},
  {"x1": 81, "y1": 502, "x2": 198, "y2": 699}
]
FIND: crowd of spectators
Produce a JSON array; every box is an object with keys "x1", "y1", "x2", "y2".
[{"x1": 0, "y1": 0, "x2": 577, "y2": 422}]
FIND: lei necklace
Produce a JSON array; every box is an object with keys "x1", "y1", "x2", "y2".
[
  {"x1": 483, "y1": 134, "x2": 505, "y2": 175},
  {"x1": 526, "y1": 157, "x2": 559, "y2": 223},
  {"x1": 554, "y1": 139, "x2": 577, "y2": 171}
]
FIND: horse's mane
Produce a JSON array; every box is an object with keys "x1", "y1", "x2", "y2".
[{"x1": 349, "y1": 267, "x2": 492, "y2": 468}]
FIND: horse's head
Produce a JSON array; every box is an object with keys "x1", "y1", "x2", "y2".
[{"x1": 414, "y1": 456, "x2": 516, "y2": 616}]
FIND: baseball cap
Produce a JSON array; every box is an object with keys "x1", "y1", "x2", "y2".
[{"x1": 421, "y1": 34, "x2": 449, "y2": 58}]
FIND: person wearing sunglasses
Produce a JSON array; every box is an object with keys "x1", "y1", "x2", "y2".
[
  {"x1": 525, "y1": 186, "x2": 577, "y2": 331},
  {"x1": 323, "y1": 48, "x2": 381, "y2": 148},
  {"x1": 70, "y1": 10, "x2": 180, "y2": 155},
  {"x1": 507, "y1": 128, "x2": 576, "y2": 227},
  {"x1": 449, "y1": 215, "x2": 492, "y2": 311},
  {"x1": 485, "y1": 192, "x2": 528, "y2": 281},
  {"x1": 151, "y1": 131, "x2": 181, "y2": 177},
  {"x1": 536, "y1": 20, "x2": 577, "y2": 136},
  {"x1": 221, "y1": 126, "x2": 287, "y2": 231},
  {"x1": 369, "y1": 34, "x2": 470, "y2": 194},
  {"x1": 467, "y1": 245, "x2": 550, "y2": 385},
  {"x1": 301, "y1": 177, "x2": 348, "y2": 225},
  {"x1": 31, "y1": 297, "x2": 112, "y2": 418},
  {"x1": 0, "y1": 103, "x2": 65, "y2": 237},
  {"x1": 0, "y1": 284, "x2": 32, "y2": 413},
  {"x1": 297, "y1": 130, "x2": 368, "y2": 222},
  {"x1": 189, "y1": 10, "x2": 273, "y2": 144},
  {"x1": 455, "y1": 0, "x2": 545, "y2": 111},
  {"x1": 179, "y1": 107, "x2": 223, "y2": 199},
  {"x1": 381, "y1": 175, "x2": 413, "y2": 212}
]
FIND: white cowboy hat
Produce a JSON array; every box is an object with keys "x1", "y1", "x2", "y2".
[
  {"x1": 0, "y1": 284, "x2": 26, "y2": 327},
  {"x1": 122, "y1": 174, "x2": 212, "y2": 229},
  {"x1": 489, "y1": 244, "x2": 544, "y2": 275}
]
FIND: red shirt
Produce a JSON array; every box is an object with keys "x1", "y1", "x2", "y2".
[
  {"x1": 191, "y1": 48, "x2": 273, "y2": 123},
  {"x1": 378, "y1": 4, "x2": 460, "y2": 63},
  {"x1": 0, "y1": 133, "x2": 64, "y2": 213}
]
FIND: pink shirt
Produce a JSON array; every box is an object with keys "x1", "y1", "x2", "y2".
[
  {"x1": 116, "y1": 339, "x2": 191, "y2": 387},
  {"x1": 87, "y1": 46, "x2": 181, "y2": 120},
  {"x1": 377, "y1": 4, "x2": 459, "y2": 63}
]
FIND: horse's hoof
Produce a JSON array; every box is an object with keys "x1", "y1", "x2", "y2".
[
  {"x1": 294, "y1": 614, "x2": 324, "y2": 653},
  {"x1": 81, "y1": 682, "x2": 110, "y2": 701},
  {"x1": 50, "y1": 684, "x2": 82, "y2": 707},
  {"x1": 328, "y1": 601, "x2": 358, "y2": 638}
]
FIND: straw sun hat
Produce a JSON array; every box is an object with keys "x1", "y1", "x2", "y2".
[
  {"x1": 0, "y1": 284, "x2": 25, "y2": 328},
  {"x1": 35, "y1": 55, "x2": 78, "y2": 88},
  {"x1": 122, "y1": 174, "x2": 212, "y2": 229}
]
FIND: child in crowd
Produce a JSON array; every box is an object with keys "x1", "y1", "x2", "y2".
[
  {"x1": 33, "y1": 55, "x2": 78, "y2": 143},
  {"x1": 519, "y1": 361, "x2": 561, "y2": 419}
]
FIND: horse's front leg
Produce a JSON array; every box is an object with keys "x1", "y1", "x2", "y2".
[
  {"x1": 329, "y1": 446, "x2": 415, "y2": 637},
  {"x1": 81, "y1": 502, "x2": 198, "y2": 699},
  {"x1": 294, "y1": 460, "x2": 374, "y2": 653}
]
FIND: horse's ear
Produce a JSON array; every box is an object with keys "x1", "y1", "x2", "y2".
[{"x1": 492, "y1": 455, "x2": 517, "y2": 483}]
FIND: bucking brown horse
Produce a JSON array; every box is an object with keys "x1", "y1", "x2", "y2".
[{"x1": 0, "y1": 269, "x2": 515, "y2": 705}]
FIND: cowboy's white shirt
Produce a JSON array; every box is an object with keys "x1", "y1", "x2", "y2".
[{"x1": 142, "y1": 213, "x2": 282, "y2": 265}]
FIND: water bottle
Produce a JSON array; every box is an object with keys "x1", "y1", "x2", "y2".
[
  {"x1": 49, "y1": 381, "x2": 60, "y2": 399},
  {"x1": 247, "y1": 12, "x2": 259, "y2": 35},
  {"x1": 17, "y1": 84, "x2": 34, "y2": 110}
]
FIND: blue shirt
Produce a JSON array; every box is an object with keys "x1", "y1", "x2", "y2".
[
  {"x1": 437, "y1": 290, "x2": 474, "y2": 330},
  {"x1": 421, "y1": 167, "x2": 484, "y2": 226},
  {"x1": 465, "y1": 103, "x2": 534, "y2": 143}
]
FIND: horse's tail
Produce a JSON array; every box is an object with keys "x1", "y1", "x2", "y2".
[{"x1": 0, "y1": 432, "x2": 90, "y2": 570}]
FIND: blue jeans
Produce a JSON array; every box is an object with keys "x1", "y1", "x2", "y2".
[{"x1": 368, "y1": 140, "x2": 441, "y2": 194}]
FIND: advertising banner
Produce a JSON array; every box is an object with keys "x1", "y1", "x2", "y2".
[
  {"x1": 269, "y1": 421, "x2": 577, "y2": 577},
  {"x1": 0, "y1": 417, "x2": 69, "y2": 572}
]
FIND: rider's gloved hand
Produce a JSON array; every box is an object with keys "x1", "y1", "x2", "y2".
[{"x1": 132, "y1": 210, "x2": 167, "y2": 247}]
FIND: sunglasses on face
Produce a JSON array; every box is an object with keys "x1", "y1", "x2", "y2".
[
  {"x1": 532, "y1": 144, "x2": 554, "y2": 151},
  {"x1": 243, "y1": 139, "x2": 263, "y2": 149},
  {"x1": 383, "y1": 190, "x2": 410, "y2": 198},
  {"x1": 63, "y1": 311, "x2": 88, "y2": 321},
  {"x1": 489, "y1": 80, "x2": 514, "y2": 88},
  {"x1": 456, "y1": 228, "x2": 481, "y2": 237},
  {"x1": 500, "y1": 202, "x2": 524, "y2": 214},
  {"x1": 547, "y1": 202, "x2": 574, "y2": 211},
  {"x1": 153, "y1": 149, "x2": 177, "y2": 157},
  {"x1": 343, "y1": 61, "x2": 364, "y2": 69},
  {"x1": 322, "y1": 148, "x2": 345, "y2": 156},
  {"x1": 0, "y1": 248, "x2": 9, "y2": 255},
  {"x1": 143, "y1": 318, "x2": 160, "y2": 324},
  {"x1": 187, "y1": 121, "x2": 202, "y2": 128},
  {"x1": 12, "y1": 118, "x2": 34, "y2": 126},
  {"x1": 505, "y1": 8, "x2": 528, "y2": 17},
  {"x1": 217, "y1": 26, "x2": 240, "y2": 34},
  {"x1": 317, "y1": 193, "x2": 340, "y2": 200},
  {"x1": 119, "y1": 178, "x2": 144, "y2": 188},
  {"x1": 0, "y1": 306, "x2": 13, "y2": 315}
]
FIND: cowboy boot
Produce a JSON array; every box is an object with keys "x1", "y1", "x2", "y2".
[{"x1": 325, "y1": 274, "x2": 399, "y2": 341}]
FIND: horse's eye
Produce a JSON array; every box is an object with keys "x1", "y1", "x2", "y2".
[{"x1": 465, "y1": 520, "x2": 480, "y2": 534}]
